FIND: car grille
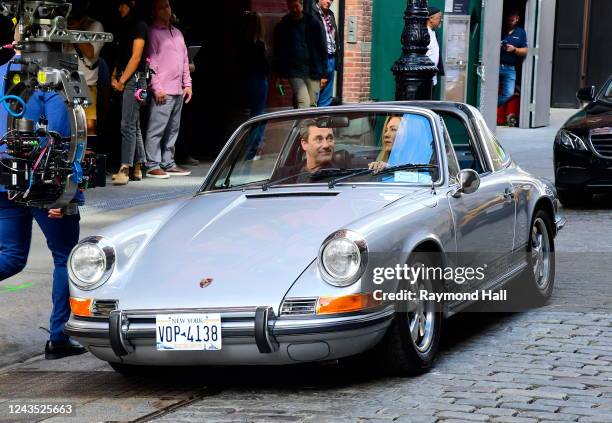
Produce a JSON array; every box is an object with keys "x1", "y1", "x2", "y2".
[
  {"x1": 280, "y1": 298, "x2": 318, "y2": 316},
  {"x1": 92, "y1": 299, "x2": 118, "y2": 317},
  {"x1": 590, "y1": 129, "x2": 612, "y2": 158}
]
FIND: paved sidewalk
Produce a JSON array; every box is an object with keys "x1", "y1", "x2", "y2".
[{"x1": 80, "y1": 163, "x2": 212, "y2": 216}]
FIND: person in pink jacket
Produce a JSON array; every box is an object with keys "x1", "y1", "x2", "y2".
[{"x1": 144, "y1": 0, "x2": 193, "y2": 178}]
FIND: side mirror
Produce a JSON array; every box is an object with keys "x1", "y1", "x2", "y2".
[
  {"x1": 576, "y1": 86, "x2": 595, "y2": 103},
  {"x1": 453, "y1": 169, "x2": 480, "y2": 197}
]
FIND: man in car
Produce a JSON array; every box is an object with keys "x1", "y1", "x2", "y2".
[
  {"x1": 299, "y1": 119, "x2": 335, "y2": 173},
  {"x1": 275, "y1": 119, "x2": 336, "y2": 183}
]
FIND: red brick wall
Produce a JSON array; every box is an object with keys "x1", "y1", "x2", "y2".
[{"x1": 342, "y1": 0, "x2": 373, "y2": 103}]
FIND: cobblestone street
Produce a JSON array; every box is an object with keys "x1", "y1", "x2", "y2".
[{"x1": 0, "y1": 110, "x2": 611, "y2": 423}]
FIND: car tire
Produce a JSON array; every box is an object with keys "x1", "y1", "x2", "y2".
[
  {"x1": 375, "y1": 254, "x2": 443, "y2": 376},
  {"x1": 524, "y1": 209, "x2": 556, "y2": 305},
  {"x1": 557, "y1": 189, "x2": 591, "y2": 208}
]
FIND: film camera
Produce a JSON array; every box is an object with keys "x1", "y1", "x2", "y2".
[{"x1": 0, "y1": 0, "x2": 112, "y2": 208}]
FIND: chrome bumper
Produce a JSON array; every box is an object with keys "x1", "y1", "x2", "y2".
[
  {"x1": 555, "y1": 215, "x2": 567, "y2": 234},
  {"x1": 64, "y1": 306, "x2": 395, "y2": 358}
]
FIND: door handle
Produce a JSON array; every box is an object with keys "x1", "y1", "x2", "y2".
[{"x1": 503, "y1": 188, "x2": 515, "y2": 201}]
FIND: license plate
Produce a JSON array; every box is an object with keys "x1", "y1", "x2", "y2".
[{"x1": 155, "y1": 313, "x2": 221, "y2": 351}]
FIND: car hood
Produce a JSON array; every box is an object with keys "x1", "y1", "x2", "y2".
[
  {"x1": 118, "y1": 186, "x2": 424, "y2": 311},
  {"x1": 564, "y1": 102, "x2": 612, "y2": 133}
]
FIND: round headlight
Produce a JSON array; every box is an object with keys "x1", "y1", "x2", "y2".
[
  {"x1": 319, "y1": 231, "x2": 368, "y2": 286},
  {"x1": 69, "y1": 237, "x2": 115, "y2": 290}
]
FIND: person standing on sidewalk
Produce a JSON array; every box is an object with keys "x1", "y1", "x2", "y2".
[
  {"x1": 498, "y1": 10, "x2": 528, "y2": 107},
  {"x1": 273, "y1": 0, "x2": 327, "y2": 109},
  {"x1": 144, "y1": 0, "x2": 193, "y2": 179},
  {"x1": 111, "y1": 0, "x2": 148, "y2": 185},
  {"x1": 426, "y1": 7, "x2": 445, "y2": 87},
  {"x1": 314, "y1": 0, "x2": 341, "y2": 107}
]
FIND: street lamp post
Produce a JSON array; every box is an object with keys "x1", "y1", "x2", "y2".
[{"x1": 392, "y1": 0, "x2": 438, "y2": 101}]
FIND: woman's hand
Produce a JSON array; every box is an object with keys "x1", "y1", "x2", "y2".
[
  {"x1": 368, "y1": 161, "x2": 388, "y2": 173},
  {"x1": 111, "y1": 78, "x2": 125, "y2": 92}
]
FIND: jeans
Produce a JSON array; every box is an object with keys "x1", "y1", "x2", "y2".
[
  {"x1": 498, "y1": 65, "x2": 516, "y2": 107},
  {"x1": 0, "y1": 193, "x2": 80, "y2": 342},
  {"x1": 245, "y1": 73, "x2": 269, "y2": 158},
  {"x1": 289, "y1": 78, "x2": 321, "y2": 109},
  {"x1": 145, "y1": 94, "x2": 184, "y2": 170},
  {"x1": 120, "y1": 75, "x2": 146, "y2": 166},
  {"x1": 317, "y1": 55, "x2": 336, "y2": 107}
]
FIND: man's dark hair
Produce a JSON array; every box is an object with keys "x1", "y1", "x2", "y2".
[
  {"x1": 299, "y1": 119, "x2": 317, "y2": 141},
  {"x1": 286, "y1": 0, "x2": 303, "y2": 4},
  {"x1": 507, "y1": 9, "x2": 521, "y2": 17}
]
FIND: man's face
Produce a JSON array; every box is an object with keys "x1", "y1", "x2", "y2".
[
  {"x1": 118, "y1": 3, "x2": 130, "y2": 18},
  {"x1": 319, "y1": 0, "x2": 333, "y2": 12},
  {"x1": 506, "y1": 13, "x2": 520, "y2": 28},
  {"x1": 301, "y1": 126, "x2": 335, "y2": 170},
  {"x1": 429, "y1": 12, "x2": 442, "y2": 30},
  {"x1": 287, "y1": 0, "x2": 304, "y2": 19},
  {"x1": 153, "y1": 0, "x2": 172, "y2": 24}
]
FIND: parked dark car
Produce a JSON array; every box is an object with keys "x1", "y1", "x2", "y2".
[{"x1": 554, "y1": 74, "x2": 612, "y2": 207}]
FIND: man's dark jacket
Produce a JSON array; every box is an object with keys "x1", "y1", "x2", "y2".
[
  {"x1": 316, "y1": 6, "x2": 342, "y2": 71},
  {"x1": 273, "y1": 13, "x2": 327, "y2": 80}
]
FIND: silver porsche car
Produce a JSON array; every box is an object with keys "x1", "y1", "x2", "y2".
[{"x1": 65, "y1": 102, "x2": 565, "y2": 375}]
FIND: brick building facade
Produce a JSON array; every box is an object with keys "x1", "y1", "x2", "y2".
[{"x1": 341, "y1": 0, "x2": 373, "y2": 103}]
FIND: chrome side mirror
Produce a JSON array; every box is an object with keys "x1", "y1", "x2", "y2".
[
  {"x1": 453, "y1": 169, "x2": 480, "y2": 197},
  {"x1": 576, "y1": 86, "x2": 595, "y2": 103}
]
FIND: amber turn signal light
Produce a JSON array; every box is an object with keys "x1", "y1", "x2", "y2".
[
  {"x1": 69, "y1": 297, "x2": 92, "y2": 317},
  {"x1": 316, "y1": 293, "x2": 381, "y2": 315}
]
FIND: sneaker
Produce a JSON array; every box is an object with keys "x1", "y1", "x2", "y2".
[
  {"x1": 146, "y1": 168, "x2": 170, "y2": 179},
  {"x1": 164, "y1": 166, "x2": 191, "y2": 176},
  {"x1": 130, "y1": 163, "x2": 143, "y2": 181},
  {"x1": 112, "y1": 166, "x2": 129, "y2": 186},
  {"x1": 45, "y1": 339, "x2": 87, "y2": 360}
]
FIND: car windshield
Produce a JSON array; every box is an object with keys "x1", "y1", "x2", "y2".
[
  {"x1": 203, "y1": 112, "x2": 440, "y2": 192},
  {"x1": 599, "y1": 77, "x2": 612, "y2": 104}
]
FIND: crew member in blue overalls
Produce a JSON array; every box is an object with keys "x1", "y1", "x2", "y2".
[
  {"x1": 0, "y1": 19, "x2": 85, "y2": 360},
  {"x1": 499, "y1": 10, "x2": 528, "y2": 107}
]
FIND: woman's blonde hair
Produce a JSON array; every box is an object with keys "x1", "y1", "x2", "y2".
[{"x1": 376, "y1": 115, "x2": 401, "y2": 162}]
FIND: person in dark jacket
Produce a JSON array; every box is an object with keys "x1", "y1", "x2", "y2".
[
  {"x1": 273, "y1": 0, "x2": 327, "y2": 109},
  {"x1": 314, "y1": 0, "x2": 341, "y2": 107}
]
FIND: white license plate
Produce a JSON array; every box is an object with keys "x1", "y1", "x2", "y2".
[{"x1": 155, "y1": 313, "x2": 221, "y2": 351}]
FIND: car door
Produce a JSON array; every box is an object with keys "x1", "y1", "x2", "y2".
[{"x1": 443, "y1": 111, "x2": 516, "y2": 285}]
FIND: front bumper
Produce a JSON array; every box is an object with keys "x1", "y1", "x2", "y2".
[
  {"x1": 554, "y1": 145, "x2": 612, "y2": 191},
  {"x1": 64, "y1": 306, "x2": 394, "y2": 365}
]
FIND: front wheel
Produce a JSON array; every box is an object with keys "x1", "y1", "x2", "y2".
[
  {"x1": 376, "y1": 255, "x2": 443, "y2": 376},
  {"x1": 524, "y1": 210, "x2": 556, "y2": 305}
]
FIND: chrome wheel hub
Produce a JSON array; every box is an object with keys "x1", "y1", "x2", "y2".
[
  {"x1": 531, "y1": 218, "x2": 551, "y2": 290},
  {"x1": 407, "y1": 262, "x2": 435, "y2": 353}
]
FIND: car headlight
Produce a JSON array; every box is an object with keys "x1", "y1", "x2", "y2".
[
  {"x1": 319, "y1": 230, "x2": 368, "y2": 286},
  {"x1": 69, "y1": 237, "x2": 116, "y2": 290},
  {"x1": 556, "y1": 130, "x2": 587, "y2": 151}
]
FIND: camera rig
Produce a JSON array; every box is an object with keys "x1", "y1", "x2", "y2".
[{"x1": 0, "y1": 0, "x2": 112, "y2": 209}]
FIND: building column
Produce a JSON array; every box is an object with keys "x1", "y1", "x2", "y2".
[{"x1": 342, "y1": 0, "x2": 373, "y2": 103}]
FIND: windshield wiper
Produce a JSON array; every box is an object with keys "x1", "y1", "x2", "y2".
[
  {"x1": 262, "y1": 168, "x2": 366, "y2": 191},
  {"x1": 327, "y1": 163, "x2": 438, "y2": 188},
  {"x1": 374, "y1": 163, "x2": 438, "y2": 176}
]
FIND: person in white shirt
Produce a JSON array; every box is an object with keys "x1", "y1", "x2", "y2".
[{"x1": 426, "y1": 7, "x2": 444, "y2": 87}]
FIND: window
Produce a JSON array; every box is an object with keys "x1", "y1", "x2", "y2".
[{"x1": 438, "y1": 112, "x2": 485, "y2": 174}]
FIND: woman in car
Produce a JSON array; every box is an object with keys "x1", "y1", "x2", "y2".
[{"x1": 369, "y1": 115, "x2": 402, "y2": 172}]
